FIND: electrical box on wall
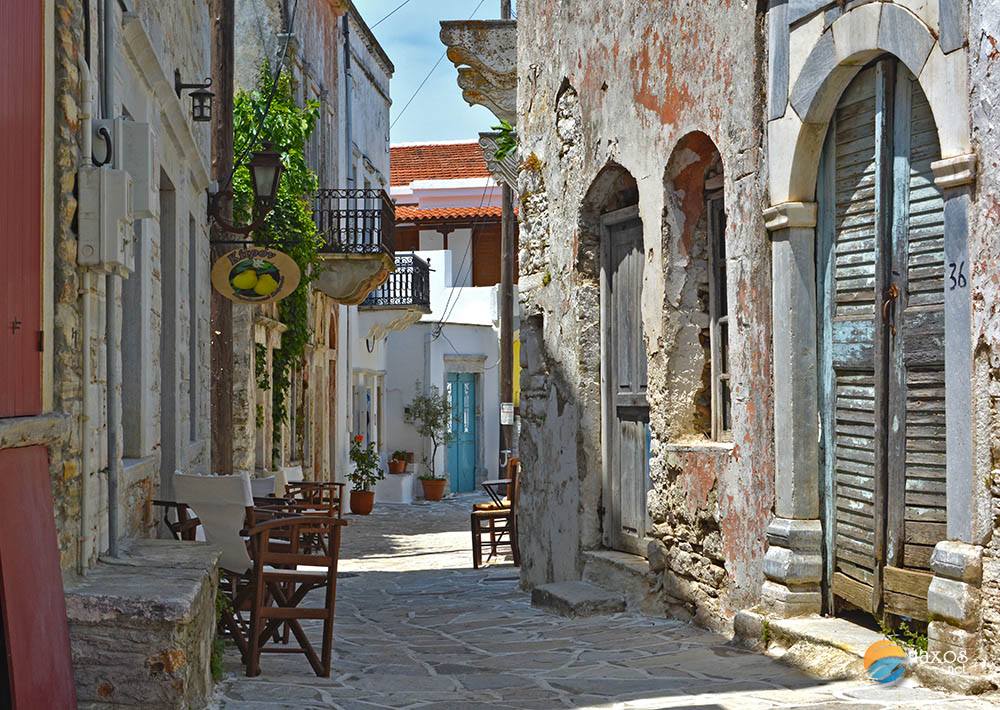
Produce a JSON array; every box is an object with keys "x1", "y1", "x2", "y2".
[
  {"x1": 94, "y1": 118, "x2": 156, "y2": 218},
  {"x1": 77, "y1": 165, "x2": 134, "y2": 274}
]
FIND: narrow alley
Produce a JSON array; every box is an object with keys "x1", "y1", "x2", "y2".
[{"x1": 212, "y1": 499, "x2": 996, "y2": 709}]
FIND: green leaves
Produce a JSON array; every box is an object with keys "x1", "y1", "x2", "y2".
[
  {"x1": 234, "y1": 61, "x2": 323, "y2": 453},
  {"x1": 404, "y1": 382, "x2": 454, "y2": 475},
  {"x1": 492, "y1": 119, "x2": 518, "y2": 161}
]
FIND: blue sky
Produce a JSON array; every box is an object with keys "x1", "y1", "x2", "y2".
[{"x1": 359, "y1": 0, "x2": 511, "y2": 144}]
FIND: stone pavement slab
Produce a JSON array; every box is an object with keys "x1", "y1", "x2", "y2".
[{"x1": 211, "y1": 494, "x2": 1000, "y2": 709}]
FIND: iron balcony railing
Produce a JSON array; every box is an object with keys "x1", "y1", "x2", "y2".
[
  {"x1": 361, "y1": 253, "x2": 431, "y2": 311},
  {"x1": 312, "y1": 188, "x2": 395, "y2": 255}
]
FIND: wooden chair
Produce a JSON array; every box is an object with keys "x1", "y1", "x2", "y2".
[
  {"x1": 245, "y1": 513, "x2": 346, "y2": 677},
  {"x1": 471, "y1": 461, "x2": 521, "y2": 569},
  {"x1": 173, "y1": 472, "x2": 257, "y2": 661}
]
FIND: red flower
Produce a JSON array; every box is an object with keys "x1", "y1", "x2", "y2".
[{"x1": 354, "y1": 434, "x2": 364, "y2": 444}]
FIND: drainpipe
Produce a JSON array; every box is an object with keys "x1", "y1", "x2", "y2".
[
  {"x1": 102, "y1": 0, "x2": 121, "y2": 557},
  {"x1": 343, "y1": 13, "x2": 354, "y2": 479},
  {"x1": 79, "y1": 56, "x2": 96, "y2": 574}
]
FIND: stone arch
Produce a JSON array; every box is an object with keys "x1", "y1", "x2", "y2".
[
  {"x1": 658, "y1": 131, "x2": 725, "y2": 442},
  {"x1": 772, "y1": 2, "x2": 971, "y2": 204},
  {"x1": 576, "y1": 163, "x2": 639, "y2": 280},
  {"x1": 762, "y1": 3, "x2": 981, "y2": 624}
]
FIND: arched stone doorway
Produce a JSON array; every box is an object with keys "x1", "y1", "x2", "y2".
[
  {"x1": 580, "y1": 165, "x2": 648, "y2": 555},
  {"x1": 763, "y1": 4, "x2": 980, "y2": 645}
]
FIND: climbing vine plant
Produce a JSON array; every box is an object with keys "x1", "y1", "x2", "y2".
[{"x1": 233, "y1": 63, "x2": 323, "y2": 443}]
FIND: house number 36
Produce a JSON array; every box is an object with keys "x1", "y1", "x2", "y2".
[{"x1": 949, "y1": 261, "x2": 967, "y2": 290}]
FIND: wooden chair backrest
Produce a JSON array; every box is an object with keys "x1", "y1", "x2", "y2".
[
  {"x1": 247, "y1": 516, "x2": 346, "y2": 578},
  {"x1": 174, "y1": 472, "x2": 254, "y2": 574}
]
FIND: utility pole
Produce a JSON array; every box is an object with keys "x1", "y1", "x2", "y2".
[
  {"x1": 210, "y1": 0, "x2": 235, "y2": 474},
  {"x1": 499, "y1": 0, "x2": 514, "y2": 468}
]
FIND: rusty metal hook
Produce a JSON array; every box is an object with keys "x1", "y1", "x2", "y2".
[{"x1": 882, "y1": 282, "x2": 899, "y2": 336}]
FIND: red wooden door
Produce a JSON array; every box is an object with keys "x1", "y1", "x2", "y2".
[
  {"x1": 0, "y1": 447, "x2": 77, "y2": 708},
  {"x1": 0, "y1": 0, "x2": 44, "y2": 416}
]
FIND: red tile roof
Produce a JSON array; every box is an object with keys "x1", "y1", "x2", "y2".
[
  {"x1": 395, "y1": 205, "x2": 502, "y2": 223},
  {"x1": 390, "y1": 142, "x2": 493, "y2": 186}
]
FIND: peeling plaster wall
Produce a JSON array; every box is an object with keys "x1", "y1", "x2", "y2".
[
  {"x1": 970, "y1": 0, "x2": 1000, "y2": 673},
  {"x1": 516, "y1": 1, "x2": 774, "y2": 628}
]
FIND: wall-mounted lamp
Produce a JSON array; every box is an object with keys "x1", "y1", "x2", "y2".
[
  {"x1": 174, "y1": 69, "x2": 214, "y2": 123},
  {"x1": 209, "y1": 144, "x2": 284, "y2": 236}
]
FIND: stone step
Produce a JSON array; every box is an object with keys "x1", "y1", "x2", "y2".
[
  {"x1": 531, "y1": 580, "x2": 626, "y2": 617},
  {"x1": 734, "y1": 610, "x2": 882, "y2": 681},
  {"x1": 582, "y1": 549, "x2": 669, "y2": 617}
]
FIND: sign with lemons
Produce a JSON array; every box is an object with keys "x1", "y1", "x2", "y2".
[{"x1": 211, "y1": 247, "x2": 301, "y2": 305}]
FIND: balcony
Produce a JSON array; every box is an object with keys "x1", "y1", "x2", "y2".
[
  {"x1": 362, "y1": 254, "x2": 431, "y2": 312},
  {"x1": 312, "y1": 188, "x2": 396, "y2": 305},
  {"x1": 358, "y1": 253, "x2": 431, "y2": 341}
]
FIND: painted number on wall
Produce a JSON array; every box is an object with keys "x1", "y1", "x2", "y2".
[{"x1": 948, "y1": 261, "x2": 967, "y2": 291}]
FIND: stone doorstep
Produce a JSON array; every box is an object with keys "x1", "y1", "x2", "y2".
[
  {"x1": 531, "y1": 580, "x2": 626, "y2": 617},
  {"x1": 734, "y1": 610, "x2": 879, "y2": 681},
  {"x1": 581, "y1": 549, "x2": 669, "y2": 617},
  {"x1": 733, "y1": 609, "x2": 1000, "y2": 695}
]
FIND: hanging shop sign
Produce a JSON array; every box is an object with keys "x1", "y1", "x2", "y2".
[{"x1": 211, "y1": 246, "x2": 301, "y2": 305}]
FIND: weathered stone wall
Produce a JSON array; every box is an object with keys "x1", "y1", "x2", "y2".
[
  {"x1": 46, "y1": 0, "x2": 214, "y2": 571},
  {"x1": 516, "y1": 0, "x2": 774, "y2": 629},
  {"x1": 51, "y1": 0, "x2": 87, "y2": 572},
  {"x1": 970, "y1": 0, "x2": 1000, "y2": 674}
]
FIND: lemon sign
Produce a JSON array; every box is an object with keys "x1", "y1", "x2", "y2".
[{"x1": 211, "y1": 247, "x2": 301, "y2": 305}]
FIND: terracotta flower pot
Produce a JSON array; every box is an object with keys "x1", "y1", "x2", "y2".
[
  {"x1": 349, "y1": 489, "x2": 375, "y2": 515},
  {"x1": 388, "y1": 459, "x2": 407, "y2": 475},
  {"x1": 420, "y1": 478, "x2": 447, "y2": 501}
]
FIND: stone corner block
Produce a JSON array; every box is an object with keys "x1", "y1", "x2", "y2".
[
  {"x1": 760, "y1": 580, "x2": 821, "y2": 618},
  {"x1": 766, "y1": 518, "x2": 822, "y2": 552},
  {"x1": 930, "y1": 541, "x2": 983, "y2": 585},
  {"x1": 931, "y1": 153, "x2": 977, "y2": 190},
  {"x1": 928, "y1": 620, "x2": 980, "y2": 661},
  {"x1": 764, "y1": 545, "x2": 823, "y2": 586},
  {"x1": 927, "y1": 576, "x2": 980, "y2": 630},
  {"x1": 764, "y1": 201, "x2": 818, "y2": 231}
]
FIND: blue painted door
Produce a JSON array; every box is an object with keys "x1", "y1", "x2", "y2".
[
  {"x1": 817, "y1": 59, "x2": 946, "y2": 619},
  {"x1": 446, "y1": 373, "x2": 477, "y2": 493}
]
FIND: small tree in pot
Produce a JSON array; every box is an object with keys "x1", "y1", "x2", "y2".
[
  {"x1": 404, "y1": 382, "x2": 454, "y2": 501},
  {"x1": 347, "y1": 435, "x2": 384, "y2": 515}
]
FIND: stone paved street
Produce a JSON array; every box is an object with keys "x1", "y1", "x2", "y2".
[{"x1": 212, "y1": 496, "x2": 997, "y2": 709}]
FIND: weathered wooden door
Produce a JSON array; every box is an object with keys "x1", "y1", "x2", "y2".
[
  {"x1": 818, "y1": 58, "x2": 946, "y2": 619},
  {"x1": 447, "y1": 373, "x2": 477, "y2": 493},
  {"x1": 0, "y1": 447, "x2": 78, "y2": 707},
  {"x1": 601, "y1": 207, "x2": 650, "y2": 554},
  {"x1": 0, "y1": 0, "x2": 43, "y2": 417}
]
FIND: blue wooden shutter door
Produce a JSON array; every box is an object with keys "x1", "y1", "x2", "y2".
[{"x1": 819, "y1": 60, "x2": 946, "y2": 619}]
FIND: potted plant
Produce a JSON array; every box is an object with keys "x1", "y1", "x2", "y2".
[
  {"x1": 388, "y1": 450, "x2": 408, "y2": 475},
  {"x1": 347, "y1": 435, "x2": 384, "y2": 515},
  {"x1": 404, "y1": 382, "x2": 454, "y2": 501}
]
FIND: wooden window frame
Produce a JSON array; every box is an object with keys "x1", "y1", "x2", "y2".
[{"x1": 706, "y1": 183, "x2": 731, "y2": 442}]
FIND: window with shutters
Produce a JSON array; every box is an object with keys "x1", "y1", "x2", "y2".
[{"x1": 706, "y1": 175, "x2": 731, "y2": 441}]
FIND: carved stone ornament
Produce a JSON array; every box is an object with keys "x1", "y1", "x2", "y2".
[{"x1": 440, "y1": 20, "x2": 517, "y2": 125}]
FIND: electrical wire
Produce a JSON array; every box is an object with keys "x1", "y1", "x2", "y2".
[
  {"x1": 389, "y1": 0, "x2": 487, "y2": 130},
  {"x1": 370, "y1": 0, "x2": 413, "y2": 29},
  {"x1": 430, "y1": 181, "x2": 491, "y2": 335},
  {"x1": 430, "y1": 178, "x2": 497, "y2": 339},
  {"x1": 223, "y1": 0, "x2": 300, "y2": 193}
]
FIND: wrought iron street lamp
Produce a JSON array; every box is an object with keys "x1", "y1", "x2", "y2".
[
  {"x1": 209, "y1": 144, "x2": 284, "y2": 236},
  {"x1": 174, "y1": 70, "x2": 214, "y2": 123}
]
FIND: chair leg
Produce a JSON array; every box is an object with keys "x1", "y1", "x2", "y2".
[
  {"x1": 471, "y1": 515, "x2": 481, "y2": 569},
  {"x1": 246, "y1": 568, "x2": 267, "y2": 677}
]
